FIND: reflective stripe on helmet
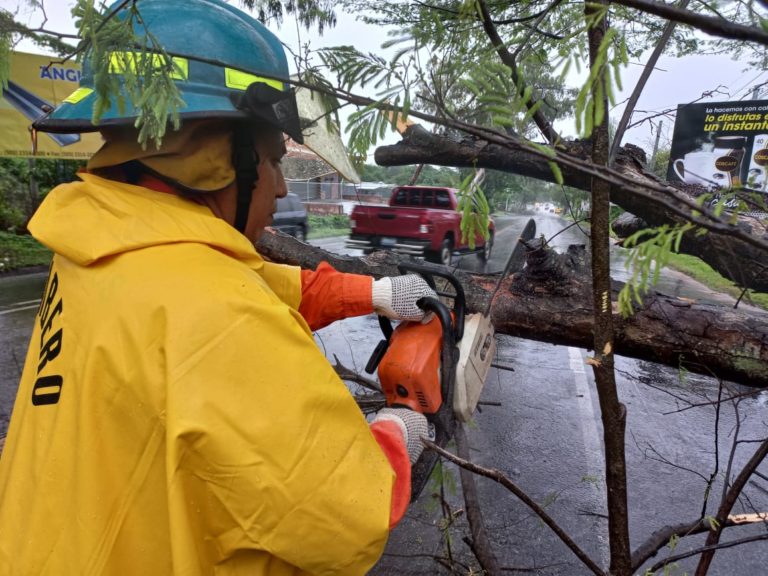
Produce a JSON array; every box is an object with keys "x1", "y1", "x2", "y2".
[
  {"x1": 108, "y1": 52, "x2": 189, "y2": 80},
  {"x1": 225, "y1": 68, "x2": 283, "y2": 91},
  {"x1": 63, "y1": 87, "x2": 94, "y2": 104}
]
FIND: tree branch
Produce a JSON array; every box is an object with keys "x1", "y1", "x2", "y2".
[
  {"x1": 475, "y1": 0, "x2": 561, "y2": 143},
  {"x1": 584, "y1": 2, "x2": 632, "y2": 572},
  {"x1": 257, "y1": 231, "x2": 768, "y2": 388},
  {"x1": 609, "y1": 0, "x2": 768, "y2": 45},
  {"x1": 695, "y1": 437, "x2": 768, "y2": 573},
  {"x1": 374, "y1": 124, "x2": 768, "y2": 292},
  {"x1": 648, "y1": 533, "x2": 768, "y2": 574},
  {"x1": 422, "y1": 437, "x2": 607, "y2": 576},
  {"x1": 608, "y1": 0, "x2": 690, "y2": 164}
]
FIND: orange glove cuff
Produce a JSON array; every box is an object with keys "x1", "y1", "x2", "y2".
[{"x1": 370, "y1": 420, "x2": 412, "y2": 529}]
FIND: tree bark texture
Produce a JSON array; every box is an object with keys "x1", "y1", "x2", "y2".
[
  {"x1": 374, "y1": 126, "x2": 768, "y2": 293},
  {"x1": 585, "y1": 4, "x2": 632, "y2": 572},
  {"x1": 257, "y1": 232, "x2": 768, "y2": 388}
]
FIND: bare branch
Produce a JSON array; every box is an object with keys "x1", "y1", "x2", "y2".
[
  {"x1": 695, "y1": 437, "x2": 768, "y2": 574},
  {"x1": 422, "y1": 438, "x2": 607, "y2": 576},
  {"x1": 609, "y1": 0, "x2": 690, "y2": 164},
  {"x1": 632, "y1": 513, "x2": 768, "y2": 569},
  {"x1": 649, "y1": 533, "x2": 768, "y2": 574},
  {"x1": 475, "y1": 0, "x2": 561, "y2": 143},
  {"x1": 609, "y1": 0, "x2": 768, "y2": 45}
]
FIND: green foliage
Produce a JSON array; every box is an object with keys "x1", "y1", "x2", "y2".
[
  {"x1": 650, "y1": 148, "x2": 671, "y2": 179},
  {"x1": 0, "y1": 231, "x2": 51, "y2": 271},
  {"x1": 664, "y1": 251, "x2": 768, "y2": 310},
  {"x1": 460, "y1": 61, "x2": 538, "y2": 135},
  {"x1": 0, "y1": 7, "x2": 76, "y2": 64},
  {"x1": 318, "y1": 43, "x2": 417, "y2": 165},
  {"x1": 0, "y1": 158, "x2": 84, "y2": 231},
  {"x1": 73, "y1": 0, "x2": 185, "y2": 148},
  {"x1": 307, "y1": 213, "x2": 349, "y2": 238},
  {"x1": 705, "y1": 515, "x2": 720, "y2": 531},
  {"x1": 573, "y1": 26, "x2": 628, "y2": 137},
  {"x1": 456, "y1": 169, "x2": 490, "y2": 248},
  {"x1": 297, "y1": 67, "x2": 343, "y2": 137},
  {"x1": 423, "y1": 460, "x2": 458, "y2": 514},
  {"x1": 617, "y1": 223, "x2": 696, "y2": 316},
  {"x1": 359, "y1": 164, "x2": 460, "y2": 187},
  {"x1": 0, "y1": 24, "x2": 9, "y2": 88},
  {"x1": 241, "y1": 0, "x2": 337, "y2": 33}
]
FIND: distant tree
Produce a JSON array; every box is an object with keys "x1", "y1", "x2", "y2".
[
  {"x1": 650, "y1": 148, "x2": 671, "y2": 180},
  {"x1": 359, "y1": 163, "x2": 460, "y2": 187},
  {"x1": 0, "y1": 158, "x2": 83, "y2": 231}
]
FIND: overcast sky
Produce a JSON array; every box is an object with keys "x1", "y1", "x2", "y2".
[{"x1": 3, "y1": 0, "x2": 766, "y2": 159}]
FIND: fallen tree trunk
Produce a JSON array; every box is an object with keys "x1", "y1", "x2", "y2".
[
  {"x1": 258, "y1": 231, "x2": 768, "y2": 388},
  {"x1": 373, "y1": 125, "x2": 768, "y2": 293}
]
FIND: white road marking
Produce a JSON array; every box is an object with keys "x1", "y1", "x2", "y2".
[
  {"x1": 0, "y1": 303, "x2": 40, "y2": 316},
  {"x1": 5, "y1": 299, "x2": 40, "y2": 307},
  {"x1": 568, "y1": 346, "x2": 610, "y2": 569}
]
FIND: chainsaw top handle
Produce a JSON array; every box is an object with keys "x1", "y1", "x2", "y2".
[
  {"x1": 395, "y1": 262, "x2": 465, "y2": 341},
  {"x1": 364, "y1": 263, "x2": 465, "y2": 375}
]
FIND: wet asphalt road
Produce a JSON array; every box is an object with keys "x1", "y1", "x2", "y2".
[
  {"x1": 1, "y1": 213, "x2": 767, "y2": 574},
  {"x1": 312, "y1": 214, "x2": 768, "y2": 575}
]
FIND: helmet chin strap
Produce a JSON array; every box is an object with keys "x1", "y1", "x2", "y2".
[{"x1": 232, "y1": 126, "x2": 259, "y2": 234}]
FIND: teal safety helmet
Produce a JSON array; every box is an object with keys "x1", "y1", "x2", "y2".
[{"x1": 33, "y1": 0, "x2": 304, "y2": 144}]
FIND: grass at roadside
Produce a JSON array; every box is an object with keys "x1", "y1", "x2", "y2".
[
  {"x1": 0, "y1": 232, "x2": 51, "y2": 273},
  {"x1": 665, "y1": 251, "x2": 768, "y2": 309},
  {"x1": 0, "y1": 215, "x2": 351, "y2": 273},
  {"x1": 307, "y1": 214, "x2": 350, "y2": 240}
]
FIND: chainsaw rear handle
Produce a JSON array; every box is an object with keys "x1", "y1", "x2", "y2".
[{"x1": 364, "y1": 265, "x2": 464, "y2": 375}]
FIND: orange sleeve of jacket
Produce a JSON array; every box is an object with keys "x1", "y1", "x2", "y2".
[
  {"x1": 299, "y1": 261, "x2": 374, "y2": 331},
  {"x1": 300, "y1": 262, "x2": 410, "y2": 527}
]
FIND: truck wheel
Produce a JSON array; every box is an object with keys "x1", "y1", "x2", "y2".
[
  {"x1": 438, "y1": 238, "x2": 454, "y2": 266},
  {"x1": 294, "y1": 226, "x2": 306, "y2": 242},
  {"x1": 478, "y1": 232, "x2": 493, "y2": 262}
]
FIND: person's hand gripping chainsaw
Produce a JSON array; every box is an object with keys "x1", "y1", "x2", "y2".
[{"x1": 370, "y1": 274, "x2": 437, "y2": 464}]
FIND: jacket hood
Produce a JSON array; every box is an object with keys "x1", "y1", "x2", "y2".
[{"x1": 29, "y1": 172, "x2": 263, "y2": 268}]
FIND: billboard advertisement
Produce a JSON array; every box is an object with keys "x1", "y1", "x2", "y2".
[
  {"x1": 667, "y1": 99, "x2": 768, "y2": 193},
  {"x1": 0, "y1": 51, "x2": 102, "y2": 159}
]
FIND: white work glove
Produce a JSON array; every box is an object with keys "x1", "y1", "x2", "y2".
[
  {"x1": 372, "y1": 275, "x2": 438, "y2": 322},
  {"x1": 373, "y1": 407, "x2": 430, "y2": 464}
]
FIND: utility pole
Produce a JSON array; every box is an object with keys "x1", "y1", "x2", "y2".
[
  {"x1": 649, "y1": 120, "x2": 663, "y2": 170},
  {"x1": 752, "y1": 85, "x2": 761, "y2": 100}
]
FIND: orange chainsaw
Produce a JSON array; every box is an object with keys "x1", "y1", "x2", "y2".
[{"x1": 365, "y1": 263, "x2": 496, "y2": 500}]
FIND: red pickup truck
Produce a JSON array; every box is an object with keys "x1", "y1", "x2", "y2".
[{"x1": 346, "y1": 186, "x2": 494, "y2": 266}]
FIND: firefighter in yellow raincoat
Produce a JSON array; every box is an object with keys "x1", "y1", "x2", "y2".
[{"x1": 0, "y1": 1, "x2": 437, "y2": 574}]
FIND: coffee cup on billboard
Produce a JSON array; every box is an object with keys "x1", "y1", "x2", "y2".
[
  {"x1": 749, "y1": 134, "x2": 768, "y2": 191},
  {"x1": 713, "y1": 135, "x2": 746, "y2": 188},
  {"x1": 672, "y1": 151, "x2": 727, "y2": 189}
]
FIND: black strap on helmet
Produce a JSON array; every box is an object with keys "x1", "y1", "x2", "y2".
[{"x1": 232, "y1": 125, "x2": 259, "y2": 234}]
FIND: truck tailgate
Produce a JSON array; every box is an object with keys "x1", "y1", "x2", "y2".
[{"x1": 353, "y1": 206, "x2": 425, "y2": 236}]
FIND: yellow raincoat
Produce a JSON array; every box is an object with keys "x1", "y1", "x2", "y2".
[{"x1": 0, "y1": 173, "x2": 394, "y2": 575}]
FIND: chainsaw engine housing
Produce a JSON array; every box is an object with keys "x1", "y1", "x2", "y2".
[{"x1": 377, "y1": 317, "x2": 442, "y2": 413}]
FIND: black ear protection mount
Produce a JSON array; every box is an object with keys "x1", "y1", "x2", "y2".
[
  {"x1": 230, "y1": 80, "x2": 307, "y2": 235},
  {"x1": 230, "y1": 82, "x2": 304, "y2": 144}
]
